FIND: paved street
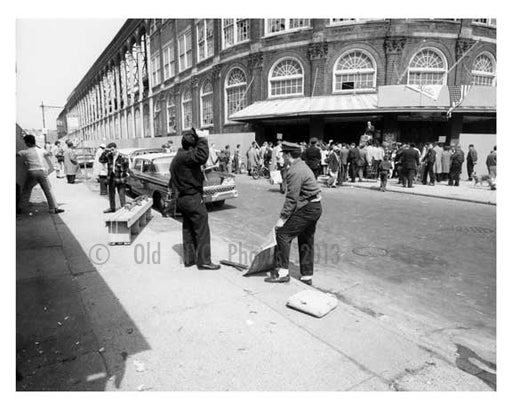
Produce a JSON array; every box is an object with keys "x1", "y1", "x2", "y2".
[
  {"x1": 16, "y1": 171, "x2": 496, "y2": 391},
  {"x1": 207, "y1": 176, "x2": 496, "y2": 370}
]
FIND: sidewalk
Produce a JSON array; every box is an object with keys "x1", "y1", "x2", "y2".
[
  {"x1": 348, "y1": 178, "x2": 496, "y2": 205},
  {"x1": 16, "y1": 174, "x2": 494, "y2": 391}
]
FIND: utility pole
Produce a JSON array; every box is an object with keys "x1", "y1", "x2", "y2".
[{"x1": 40, "y1": 101, "x2": 64, "y2": 144}]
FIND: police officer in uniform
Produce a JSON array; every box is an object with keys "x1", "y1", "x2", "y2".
[
  {"x1": 169, "y1": 128, "x2": 220, "y2": 270},
  {"x1": 266, "y1": 142, "x2": 322, "y2": 286}
]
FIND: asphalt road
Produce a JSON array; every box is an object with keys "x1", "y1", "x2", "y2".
[{"x1": 207, "y1": 175, "x2": 496, "y2": 363}]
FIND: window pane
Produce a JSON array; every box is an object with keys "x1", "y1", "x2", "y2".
[{"x1": 268, "y1": 19, "x2": 285, "y2": 33}]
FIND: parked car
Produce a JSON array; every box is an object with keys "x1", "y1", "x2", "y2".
[
  {"x1": 118, "y1": 147, "x2": 166, "y2": 190},
  {"x1": 117, "y1": 147, "x2": 166, "y2": 169},
  {"x1": 75, "y1": 147, "x2": 95, "y2": 167},
  {"x1": 128, "y1": 153, "x2": 238, "y2": 216}
]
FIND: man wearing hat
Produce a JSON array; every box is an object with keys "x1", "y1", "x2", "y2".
[
  {"x1": 100, "y1": 142, "x2": 129, "y2": 213},
  {"x1": 170, "y1": 128, "x2": 220, "y2": 270},
  {"x1": 266, "y1": 142, "x2": 322, "y2": 285},
  {"x1": 303, "y1": 137, "x2": 322, "y2": 178}
]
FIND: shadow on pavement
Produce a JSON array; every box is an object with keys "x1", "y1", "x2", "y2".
[{"x1": 16, "y1": 198, "x2": 150, "y2": 391}]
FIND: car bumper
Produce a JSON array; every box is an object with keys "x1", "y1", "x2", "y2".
[{"x1": 204, "y1": 189, "x2": 238, "y2": 203}]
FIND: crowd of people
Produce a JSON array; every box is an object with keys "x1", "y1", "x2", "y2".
[
  {"x1": 206, "y1": 130, "x2": 498, "y2": 193},
  {"x1": 16, "y1": 125, "x2": 498, "y2": 217}
]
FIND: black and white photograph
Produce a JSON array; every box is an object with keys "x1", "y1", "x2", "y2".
[{"x1": 8, "y1": 0, "x2": 510, "y2": 407}]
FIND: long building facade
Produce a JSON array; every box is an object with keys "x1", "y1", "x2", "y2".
[{"x1": 61, "y1": 18, "x2": 496, "y2": 147}]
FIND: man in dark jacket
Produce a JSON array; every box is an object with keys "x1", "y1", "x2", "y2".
[
  {"x1": 100, "y1": 142, "x2": 129, "y2": 213},
  {"x1": 400, "y1": 143, "x2": 420, "y2": 188},
  {"x1": 448, "y1": 145, "x2": 465, "y2": 187},
  {"x1": 169, "y1": 128, "x2": 219, "y2": 270},
  {"x1": 466, "y1": 144, "x2": 478, "y2": 181},
  {"x1": 303, "y1": 137, "x2": 322, "y2": 178},
  {"x1": 338, "y1": 143, "x2": 349, "y2": 185},
  {"x1": 347, "y1": 142, "x2": 360, "y2": 183},
  {"x1": 422, "y1": 142, "x2": 437, "y2": 185}
]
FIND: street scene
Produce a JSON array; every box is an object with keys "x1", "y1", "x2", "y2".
[{"x1": 15, "y1": 15, "x2": 501, "y2": 400}]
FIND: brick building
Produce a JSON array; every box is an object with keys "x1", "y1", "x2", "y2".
[{"x1": 61, "y1": 18, "x2": 496, "y2": 148}]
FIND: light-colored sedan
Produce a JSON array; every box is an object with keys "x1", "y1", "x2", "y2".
[{"x1": 128, "y1": 153, "x2": 238, "y2": 215}]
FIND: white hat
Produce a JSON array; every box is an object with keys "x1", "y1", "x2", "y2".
[{"x1": 99, "y1": 143, "x2": 106, "y2": 148}]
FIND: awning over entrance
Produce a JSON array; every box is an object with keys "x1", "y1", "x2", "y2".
[
  {"x1": 230, "y1": 85, "x2": 495, "y2": 122},
  {"x1": 229, "y1": 93, "x2": 378, "y2": 121},
  {"x1": 378, "y1": 85, "x2": 496, "y2": 113}
]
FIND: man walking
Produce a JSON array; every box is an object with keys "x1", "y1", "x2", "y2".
[
  {"x1": 170, "y1": 128, "x2": 220, "y2": 270},
  {"x1": 265, "y1": 142, "x2": 322, "y2": 286},
  {"x1": 400, "y1": 143, "x2": 420, "y2": 188},
  {"x1": 17, "y1": 134, "x2": 64, "y2": 214},
  {"x1": 100, "y1": 142, "x2": 129, "y2": 213},
  {"x1": 467, "y1": 144, "x2": 478, "y2": 181},
  {"x1": 448, "y1": 145, "x2": 465, "y2": 187}
]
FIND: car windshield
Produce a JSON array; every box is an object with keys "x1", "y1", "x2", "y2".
[{"x1": 152, "y1": 157, "x2": 173, "y2": 175}]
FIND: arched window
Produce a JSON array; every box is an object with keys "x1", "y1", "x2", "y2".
[
  {"x1": 333, "y1": 50, "x2": 376, "y2": 92},
  {"x1": 153, "y1": 99, "x2": 161, "y2": 136},
  {"x1": 407, "y1": 48, "x2": 447, "y2": 86},
  {"x1": 472, "y1": 52, "x2": 496, "y2": 86},
  {"x1": 200, "y1": 80, "x2": 214, "y2": 127},
  {"x1": 269, "y1": 58, "x2": 304, "y2": 97},
  {"x1": 166, "y1": 94, "x2": 176, "y2": 134},
  {"x1": 225, "y1": 67, "x2": 247, "y2": 121},
  {"x1": 182, "y1": 88, "x2": 192, "y2": 130}
]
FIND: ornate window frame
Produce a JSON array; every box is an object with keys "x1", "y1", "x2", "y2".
[
  {"x1": 200, "y1": 79, "x2": 214, "y2": 128},
  {"x1": 332, "y1": 49, "x2": 377, "y2": 93},
  {"x1": 471, "y1": 52, "x2": 496, "y2": 86},
  {"x1": 166, "y1": 93, "x2": 176, "y2": 135},
  {"x1": 224, "y1": 67, "x2": 248, "y2": 123},
  {"x1": 181, "y1": 88, "x2": 193, "y2": 130},
  {"x1": 268, "y1": 57, "x2": 304, "y2": 98},
  {"x1": 407, "y1": 47, "x2": 448, "y2": 86}
]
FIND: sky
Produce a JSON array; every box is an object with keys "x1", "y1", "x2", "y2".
[{"x1": 16, "y1": 19, "x2": 125, "y2": 131}]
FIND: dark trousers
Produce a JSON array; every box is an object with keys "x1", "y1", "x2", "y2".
[
  {"x1": 99, "y1": 175, "x2": 108, "y2": 195},
  {"x1": 422, "y1": 162, "x2": 435, "y2": 184},
  {"x1": 66, "y1": 175, "x2": 76, "y2": 184},
  {"x1": 380, "y1": 172, "x2": 389, "y2": 189},
  {"x1": 350, "y1": 162, "x2": 357, "y2": 182},
  {"x1": 402, "y1": 168, "x2": 416, "y2": 187},
  {"x1": 449, "y1": 165, "x2": 462, "y2": 186},
  {"x1": 108, "y1": 178, "x2": 126, "y2": 210},
  {"x1": 177, "y1": 193, "x2": 212, "y2": 266},
  {"x1": 467, "y1": 161, "x2": 475, "y2": 180},
  {"x1": 338, "y1": 163, "x2": 347, "y2": 185},
  {"x1": 275, "y1": 202, "x2": 322, "y2": 277}
]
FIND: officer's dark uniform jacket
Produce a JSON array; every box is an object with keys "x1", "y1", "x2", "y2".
[
  {"x1": 169, "y1": 137, "x2": 209, "y2": 195},
  {"x1": 280, "y1": 158, "x2": 321, "y2": 220}
]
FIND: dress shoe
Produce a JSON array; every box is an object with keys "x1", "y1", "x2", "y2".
[
  {"x1": 197, "y1": 263, "x2": 220, "y2": 270},
  {"x1": 184, "y1": 262, "x2": 196, "y2": 268},
  {"x1": 103, "y1": 208, "x2": 115, "y2": 213},
  {"x1": 52, "y1": 208, "x2": 65, "y2": 214}
]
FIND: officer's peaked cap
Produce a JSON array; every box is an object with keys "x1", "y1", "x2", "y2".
[{"x1": 281, "y1": 141, "x2": 302, "y2": 153}]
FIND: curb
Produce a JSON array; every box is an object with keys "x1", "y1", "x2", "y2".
[{"x1": 351, "y1": 184, "x2": 496, "y2": 206}]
